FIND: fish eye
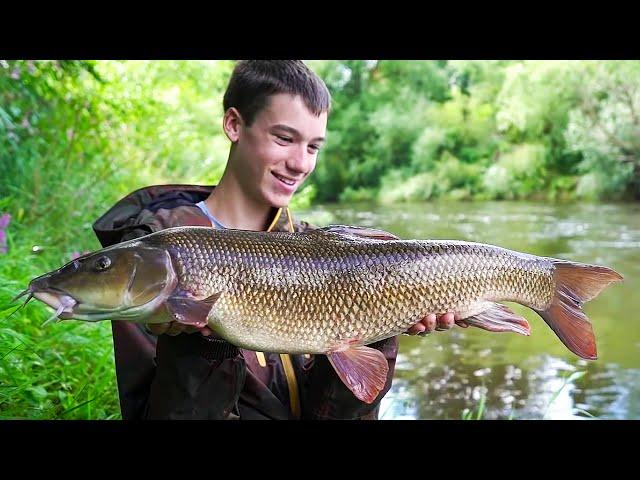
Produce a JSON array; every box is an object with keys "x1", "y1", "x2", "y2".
[{"x1": 94, "y1": 256, "x2": 112, "y2": 272}]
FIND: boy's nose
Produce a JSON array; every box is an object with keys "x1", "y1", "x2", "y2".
[{"x1": 287, "y1": 147, "x2": 312, "y2": 175}]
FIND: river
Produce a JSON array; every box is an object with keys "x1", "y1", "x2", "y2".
[{"x1": 299, "y1": 201, "x2": 640, "y2": 419}]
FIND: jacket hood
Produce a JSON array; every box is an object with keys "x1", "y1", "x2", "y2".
[
  {"x1": 92, "y1": 184, "x2": 301, "y2": 248},
  {"x1": 92, "y1": 184, "x2": 214, "y2": 247}
]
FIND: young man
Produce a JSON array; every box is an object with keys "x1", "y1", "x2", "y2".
[{"x1": 93, "y1": 60, "x2": 455, "y2": 420}]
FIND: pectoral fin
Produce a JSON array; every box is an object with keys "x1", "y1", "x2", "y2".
[
  {"x1": 327, "y1": 345, "x2": 389, "y2": 404},
  {"x1": 165, "y1": 293, "x2": 221, "y2": 328}
]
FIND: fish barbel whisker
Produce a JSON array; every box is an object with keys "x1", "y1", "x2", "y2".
[
  {"x1": 34, "y1": 292, "x2": 77, "y2": 326},
  {"x1": 12, "y1": 288, "x2": 32, "y2": 303},
  {"x1": 2, "y1": 289, "x2": 34, "y2": 322},
  {"x1": 42, "y1": 303, "x2": 67, "y2": 327}
]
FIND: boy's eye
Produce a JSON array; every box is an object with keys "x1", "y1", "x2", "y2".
[
  {"x1": 309, "y1": 144, "x2": 321, "y2": 152},
  {"x1": 276, "y1": 135, "x2": 293, "y2": 143}
]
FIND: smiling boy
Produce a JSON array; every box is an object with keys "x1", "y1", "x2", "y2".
[{"x1": 93, "y1": 60, "x2": 454, "y2": 420}]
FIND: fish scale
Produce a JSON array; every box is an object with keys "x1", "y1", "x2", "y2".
[{"x1": 144, "y1": 227, "x2": 556, "y2": 354}]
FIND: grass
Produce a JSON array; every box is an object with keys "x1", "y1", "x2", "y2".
[
  {"x1": 0, "y1": 224, "x2": 121, "y2": 420},
  {"x1": 542, "y1": 370, "x2": 592, "y2": 419},
  {"x1": 461, "y1": 390, "x2": 488, "y2": 420},
  {"x1": 461, "y1": 371, "x2": 595, "y2": 420}
]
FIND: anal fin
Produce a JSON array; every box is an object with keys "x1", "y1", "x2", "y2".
[{"x1": 463, "y1": 303, "x2": 531, "y2": 336}]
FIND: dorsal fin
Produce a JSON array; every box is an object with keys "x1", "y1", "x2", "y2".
[{"x1": 316, "y1": 225, "x2": 400, "y2": 241}]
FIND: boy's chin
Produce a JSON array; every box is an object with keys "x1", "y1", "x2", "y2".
[
  {"x1": 270, "y1": 199, "x2": 291, "y2": 209},
  {"x1": 264, "y1": 191, "x2": 295, "y2": 209}
]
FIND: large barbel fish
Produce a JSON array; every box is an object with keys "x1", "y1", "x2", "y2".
[{"x1": 17, "y1": 225, "x2": 623, "y2": 403}]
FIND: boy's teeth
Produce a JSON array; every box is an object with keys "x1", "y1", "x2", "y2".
[{"x1": 275, "y1": 173, "x2": 293, "y2": 185}]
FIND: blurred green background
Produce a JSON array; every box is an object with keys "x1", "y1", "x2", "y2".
[{"x1": 1, "y1": 60, "x2": 638, "y2": 419}]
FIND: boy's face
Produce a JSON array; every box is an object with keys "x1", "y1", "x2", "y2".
[{"x1": 226, "y1": 93, "x2": 327, "y2": 208}]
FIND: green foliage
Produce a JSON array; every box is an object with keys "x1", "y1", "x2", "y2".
[
  {"x1": 4, "y1": 60, "x2": 637, "y2": 213},
  {"x1": 307, "y1": 60, "x2": 640, "y2": 202},
  {"x1": 379, "y1": 171, "x2": 437, "y2": 204},
  {"x1": 564, "y1": 61, "x2": 640, "y2": 199},
  {"x1": 289, "y1": 183, "x2": 317, "y2": 210},
  {"x1": 2, "y1": 60, "x2": 637, "y2": 419},
  {"x1": 0, "y1": 60, "x2": 235, "y2": 419},
  {"x1": 339, "y1": 186, "x2": 378, "y2": 203},
  {"x1": 0, "y1": 60, "x2": 234, "y2": 231},
  {"x1": 0, "y1": 230, "x2": 120, "y2": 419},
  {"x1": 410, "y1": 126, "x2": 449, "y2": 172},
  {"x1": 308, "y1": 60, "x2": 453, "y2": 201},
  {"x1": 482, "y1": 143, "x2": 547, "y2": 200}
]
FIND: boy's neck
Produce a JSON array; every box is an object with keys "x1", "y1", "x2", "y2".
[{"x1": 203, "y1": 172, "x2": 274, "y2": 232}]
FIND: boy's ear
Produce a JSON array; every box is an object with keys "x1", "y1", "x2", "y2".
[{"x1": 223, "y1": 107, "x2": 243, "y2": 142}]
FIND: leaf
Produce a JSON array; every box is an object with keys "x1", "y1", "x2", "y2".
[
  {"x1": 0, "y1": 305, "x2": 22, "y2": 320},
  {"x1": 543, "y1": 371, "x2": 587, "y2": 419},
  {"x1": 60, "y1": 397, "x2": 99, "y2": 417},
  {"x1": 26, "y1": 386, "x2": 48, "y2": 401},
  {"x1": 573, "y1": 408, "x2": 596, "y2": 418}
]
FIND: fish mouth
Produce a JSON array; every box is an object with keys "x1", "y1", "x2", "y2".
[
  {"x1": 31, "y1": 288, "x2": 78, "y2": 320},
  {"x1": 32, "y1": 287, "x2": 127, "y2": 323},
  {"x1": 30, "y1": 287, "x2": 124, "y2": 322},
  {"x1": 27, "y1": 285, "x2": 174, "y2": 324}
]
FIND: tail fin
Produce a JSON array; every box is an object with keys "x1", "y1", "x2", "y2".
[{"x1": 535, "y1": 260, "x2": 623, "y2": 360}]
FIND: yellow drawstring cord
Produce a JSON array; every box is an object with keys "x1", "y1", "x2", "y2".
[{"x1": 256, "y1": 207, "x2": 301, "y2": 418}]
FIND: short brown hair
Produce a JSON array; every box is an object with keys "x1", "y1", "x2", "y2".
[{"x1": 223, "y1": 60, "x2": 331, "y2": 126}]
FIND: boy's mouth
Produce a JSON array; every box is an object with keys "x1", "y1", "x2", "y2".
[{"x1": 272, "y1": 172, "x2": 297, "y2": 187}]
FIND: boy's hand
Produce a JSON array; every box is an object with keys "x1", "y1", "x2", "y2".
[
  {"x1": 148, "y1": 313, "x2": 464, "y2": 337},
  {"x1": 405, "y1": 312, "x2": 460, "y2": 336}
]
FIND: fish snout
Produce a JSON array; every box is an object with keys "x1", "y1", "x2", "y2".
[
  {"x1": 28, "y1": 275, "x2": 50, "y2": 293},
  {"x1": 27, "y1": 274, "x2": 78, "y2": 319}
]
